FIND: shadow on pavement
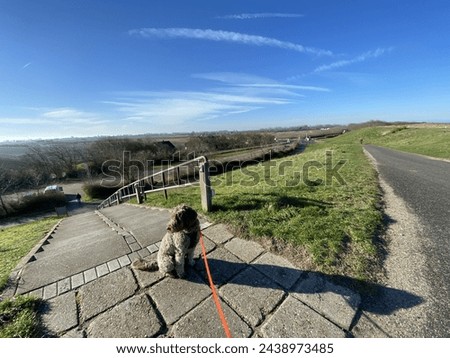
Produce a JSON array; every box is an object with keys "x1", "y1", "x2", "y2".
[{"x1": 192, "y1": 258, "x2": 424, "y2": 317}]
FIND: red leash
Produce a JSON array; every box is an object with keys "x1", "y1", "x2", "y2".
[{"x1": 199, "y1": 231, "x2": 232, "y2": 338}]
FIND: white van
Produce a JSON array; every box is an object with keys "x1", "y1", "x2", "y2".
[{"x1": 44, "y1": 185, "x2": 64, "y2": 194}]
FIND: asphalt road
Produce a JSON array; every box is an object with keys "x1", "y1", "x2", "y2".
[{"x1": 364, "y1": 145, "x2": 450, "y2": 337}]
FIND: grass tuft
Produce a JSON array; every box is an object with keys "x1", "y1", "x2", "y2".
[{"x1": 0, "y1": 295, "x2": 43, "y2": 338}]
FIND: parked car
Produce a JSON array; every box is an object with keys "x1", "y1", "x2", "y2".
[{"x1": 43, "y1": 185, "x2": 64, "y2": 194}]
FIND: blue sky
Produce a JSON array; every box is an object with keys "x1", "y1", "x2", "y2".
[{"x1": 1, "y1": 0, "x2": 449, "y2": 141}]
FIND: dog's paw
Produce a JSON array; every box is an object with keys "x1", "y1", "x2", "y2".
[
  {"x1": 131, "y1": 258, "x2": 147, "y2": 270},
  {"x1": 132, "y1": 258, "x2": 158, "y2": 271}
]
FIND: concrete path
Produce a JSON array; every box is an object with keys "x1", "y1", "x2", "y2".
[{"x1": 3, "y1": 204, "x2": 419, "y2": 338}]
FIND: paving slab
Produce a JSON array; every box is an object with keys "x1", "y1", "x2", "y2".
[
  {"x1": 106, "y1": 258, "x2": 121, "y2": 272},
  {"x1": 57, "y1": 277, "x2": 71, "y2": 295},
  {"x1": 202, "y1": 223, "x2": 234, "y2": 244},
  {"x1": 62, "y1": 328, "x2": 86, "y2": 338},
  {"x1": 291, "y1": 272, "x2": 361, "y2": 330},
  {"x1": 260, "y1": 295, "x2": 346, "y2": 338},
  {"x1": 87, "y1": 294, "x2": 163, "y2": 338},
  {"x1": 220, "y1": 267, "x2": 286, "y2": 326},
  {"x1": 41, "y1": 291, "x2": 78, "y2": 335},
  {"x1": 195, "y1": 247, "x2": 246, "y2": 286},
  {"x1": 148, "y1": 269, "x2": 211, "y2": 325},
  {"x1": 43, "y1": 283, "x2": 57, "y2": 300},
  {"x1": 193, "y1": 235, "x2": 216, "y2": 258},
  {"x1": 71, "y1": 272, "x2": 85, "y2": 289},
  {"x1": 225, "y1": 237, "x2": 265, "y2": 263},
  {"x1": 172, "y1": 296, "x2": 252, "y2": 338},
  {"x1": 79, "y1": 268, "x2": 137, "y2": 322},
  {"x1": 253, "y1": 252, "x2": 304, "y2": 290},
  {"x1": 96, "y1": 263, "x2": 110, "y2": 277}
]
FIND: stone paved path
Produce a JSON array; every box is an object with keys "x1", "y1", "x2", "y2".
[{"x1": 5, "y1": 204, "x2": 367, "y2": 338}]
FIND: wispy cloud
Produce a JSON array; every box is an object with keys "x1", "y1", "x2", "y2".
[
  {"x1": 218, "y1": 13, "x2": 304, "y2": 20},
  {"x1": 0, "y1": 108, "x2": 108, "y2": 126},
  {"x1": 129, "y1": 27, "x2": 333, "y2": 56},
  {"x1": 21, "y1": 62, "x2": 32, "y2": 70},
  {"x1": 105, "y1": 89, "x2": 290, "y2": 128},
  {"x1": 314, "y1": 47, "x2": 393, "y2": 73},
  {"x1": 104, "y1": 72, "x2": 328, "y2": 131},
  {"x1": 41, "y1": 108, "x2": 108, "y2": 125},
  {"x1": 192, "y1": 72, "x2": 330, "y2": 94}
]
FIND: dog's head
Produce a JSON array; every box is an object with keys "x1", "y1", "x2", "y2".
[{"x1": 167, "y1": 204, "x2": 199, "y2": 233}]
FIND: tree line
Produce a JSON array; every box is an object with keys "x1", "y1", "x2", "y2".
[{"x1": 0, "y1": 132, "x2": 275, "y2": 213}]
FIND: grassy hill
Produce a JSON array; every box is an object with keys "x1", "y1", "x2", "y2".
[
  {"x1": 134, "y1": 123, "x2": 449, "y2": 282},
  {"x1": 338, "y1": 123, "x2": 450, "y2": 159},
  {"x1": 143, "y1": 136, "x2": 382, "y2": 282}
]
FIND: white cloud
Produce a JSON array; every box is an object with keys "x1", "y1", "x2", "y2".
[
  {"x1": 314, "y1": 47, "x2": 393, "y2": 73},
  {"x1": 21, "y1": 62, "x2": 32, "y2": 70},
  {"x1": 105, "y1": 90, "x2": 288, "y2": 128},
  {"x1": 236, "y1": 83, "x2": 330, "y2": 92},
  {"x1": 128, "y1": 27, "x2": 333, "y2": 56},
  {"x1": 0, "y1": 108, "x2": 108, "y2": 127},
  {"x1": 103, "y1": 68, "x2": 334, "y2": 132},
  {"x1": 218, "y1": 13, "x2": 304, "y2": 20},
  {"x1": 192, "y1": 72, "x2": 330, "y2": 92}
]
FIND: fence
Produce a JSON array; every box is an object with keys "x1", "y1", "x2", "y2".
[{"x1": 97, "y1": 156, "x2": 212, "y2": 212}]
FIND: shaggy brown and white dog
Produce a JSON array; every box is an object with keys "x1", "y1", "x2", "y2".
[{"x1": 132, "y1": 204, "x2": 200, "y2": 278}]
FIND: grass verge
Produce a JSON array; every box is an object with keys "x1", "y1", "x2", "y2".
[
  {"x1": 0, "y1": 217, "x2": 59, "y2": 291},
  {"x1": 0, "y1": 295, "x2": 43, "y2": 337},
  {"x1": 143, "y1": 137, "x2": 383, "y2": 281}
]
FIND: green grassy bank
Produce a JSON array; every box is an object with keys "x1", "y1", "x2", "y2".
[
  {"x1": 346, "y1": 124, "x2": 450, "y2": 159},
  {"x1": 0, "y1": 217, "x2": 59, "y2": 291},
  {"x1": 143, "y1": 135, "x2": 382, "y2": 281}
]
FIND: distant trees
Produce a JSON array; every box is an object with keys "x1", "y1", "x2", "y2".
[
  {"x1": 25, "y1": 143, "x2": 84, "y2": 181},
  {"x1": 1, "y1": 132, "x2": 276, "y2": 198},
  {"x1": 0, "y1": 165, "x2": 15, "y2": 215},
  {"x1": 185, "y1": 133, "x2": 275, "y2": 154}
]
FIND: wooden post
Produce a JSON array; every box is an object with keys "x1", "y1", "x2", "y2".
[
  {"x1": 150, "y1": 176, "x2": 154, "y2": 190},
  {"x1": 176, "y1": 167, "x2": 181, "y2": 185},
  {"x1": 134, "y1": 183, "x2": 142, "y2": 204},
  {"x1": 162, "y1": 172, "x2": 168, "y2": 200},
  {"x1": 199, "y1": 161, "x2": 212, "y2": 212}
]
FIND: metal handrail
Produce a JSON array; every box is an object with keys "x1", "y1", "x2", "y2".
[{"x1": 97, "y1": 156, "x2": 207, "y2": 209}]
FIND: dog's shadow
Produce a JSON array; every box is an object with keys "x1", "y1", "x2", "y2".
[{"x1": 189, "y1": 257, "x2": 424, "y2": 318}]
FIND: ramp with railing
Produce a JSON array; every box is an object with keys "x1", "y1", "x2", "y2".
[{"x1": 97, "y1": 156, "x2": 212, "y2": 212}]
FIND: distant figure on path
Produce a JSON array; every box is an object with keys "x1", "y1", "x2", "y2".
[
  {"x1": 76, "y1": 193, "x2": 82, "y2": 204},
  {"x1": 360, "y1": 138, "x2": 364, "y2": 144}
]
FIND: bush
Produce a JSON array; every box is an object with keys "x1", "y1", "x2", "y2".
[
  {"x1": 22, "y1": 193, "x2": 66, "y2": 213},
  {"x1": 82, "y1": 183, "x2": 124, "y2": 200},
  {"x1": 390, "y1": 126, "x2": 408, "y2": 134},
  {"x1": 0, "y1": 193, "x2": 66, "y2": 218}
]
